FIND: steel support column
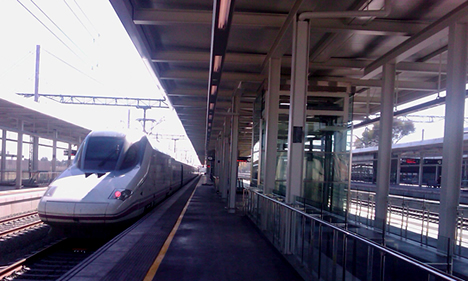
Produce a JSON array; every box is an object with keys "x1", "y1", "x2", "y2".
[
  {"x1": 396, "y1": 153, "x2": 401, "y2": 185},
  {"x1": 67, "y1": 143, "x2": 72, "y2": 167},
  {"x1": 438, "y1": 22, "x2": 468, "y2": 254},
  {"x1": 264, "y1": 58, "x2": 281, "y2": 195},
  {"x1": 219, "y1": 131, "x2": 225, "y2": 196},
  {"x1": 16, "y1": 122, "x2": 24, "y2": 189},
  {"x1": 228, "y1": 95, "x2": 240, "y2": 213},
  {"x1": 375, "y1": 63, "x2": 395, "y2": 233},
  {"x1": 215, "y1": 135, "x2": 222, "y2": 192},
  {"x1": 286, "y1": 19, "x2": 309, "y2": 204},
  {"x1": 249, "y1": 120, "x2": 256, "y2": 185},
  {"x1": 33, "y1": 137, "x2": 39, "y2": 171},
  {"x1": 257, "y1": 118, "x2": 263, "y2": 187},
  {"x1": 418, "y1": 152, "x2": 424, "y2": 187},
  {"x1": 222, "y1": 116, "x2": 231, "y2": 200},
  {"x1": 52, "y1": 131, "x2": 57, "y2": 173},
  {"x1": 1, "y1": 130, "x2": 6, "y2": 182}
]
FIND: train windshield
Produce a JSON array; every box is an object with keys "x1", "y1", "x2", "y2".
[{"x1": 83, "y1": 137, "x2": 125, "y2": 171}]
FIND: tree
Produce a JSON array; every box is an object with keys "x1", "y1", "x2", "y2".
[{"x1": 354, "y1": 118, "x2": 415, "y2": 148}]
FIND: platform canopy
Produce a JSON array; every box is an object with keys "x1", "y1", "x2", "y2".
[
  {"x1": 0, "y1": 98, "x2": 90, "y2": 144},
  {"x1": 110, "y1": 0, "x2": 468, "y2": 163}
]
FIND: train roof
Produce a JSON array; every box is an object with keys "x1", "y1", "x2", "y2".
[{"x1": 353, "y1": 132, "x2": 468, "y2": 157}]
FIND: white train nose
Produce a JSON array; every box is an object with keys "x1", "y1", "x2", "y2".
[
  {"x1": 42, "y1": 201, "x2": 109, "y2": 223},
  {"x1": 49, "y1": 174, "x2": 109, "y2": 200}
]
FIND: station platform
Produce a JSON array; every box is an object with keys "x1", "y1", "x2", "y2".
[
  {"x1": 60, "y1": 176, "x2": 303, "y2": 281},
  {"x1": 0, "y1": 185, "x2": 46, "y2": 218}
]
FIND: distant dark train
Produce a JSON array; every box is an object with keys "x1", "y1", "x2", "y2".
[
  {"x1": 38, "y1": 131, "x2": 197, "y2": 228},
  {"x1": 352, "y1": 157, "x2": 448, "y2": 187}
]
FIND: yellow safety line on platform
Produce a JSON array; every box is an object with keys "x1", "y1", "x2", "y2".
[{"x1": 143, "y1": 184, "x2": 198, "y2": 281}]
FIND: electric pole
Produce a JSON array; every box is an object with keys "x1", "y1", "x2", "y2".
[{"x1": 34, "y1": 45, "x2": 41, "y2": 102}]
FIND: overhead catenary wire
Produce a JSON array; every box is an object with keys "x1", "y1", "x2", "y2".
[
  {"x1": 63, "y1": 0, "x2": 98, "y2": 41},
  {"x1": 0, "y1": 48, "x2": 34, "y2": 81},
  {"x1": 43, "y1": 49, "x2": 112, "y2": 91},
  {"x1": 43, "y1": 48, "x2": 129, "y2": 97},
  {"x1": 16, "y1": 0, "x2": 86, "y2": 63},
  {"x1": 30, "y1": 0, "x2": 87, "y2": 57},
  {"x1": 71, "y1": 0, "x2": 101, "y2": 38}
]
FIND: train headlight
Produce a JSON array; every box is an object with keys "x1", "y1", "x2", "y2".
[
  {"x1": 44, "y1": 185, "x2": 58, "y2": 197},
  {"x1": 109, "y1": 189, "x2": 132, "y2": 201}
]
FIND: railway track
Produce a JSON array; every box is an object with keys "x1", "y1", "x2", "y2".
[
  {"x1": 350, "y1": 190, "x2": 468, "y2": 230},
  {"x1": 0, "y1": 238, "x2": 104, "y2": 281},
  {"x1": 0, "y1": 214, "x2": 125, "y2": 280},
  {"x1": 0, "y1": 212, "x2": 43, "y2": 239}
]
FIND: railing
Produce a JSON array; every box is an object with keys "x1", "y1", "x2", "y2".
[
  {"x1": 243, "y1": 188, "x2": 463, "y2": 281},
  {"x1": 349, "y1": 189, "x2": 468, "y2": 258}
]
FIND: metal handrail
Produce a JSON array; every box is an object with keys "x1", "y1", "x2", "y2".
[
  {"x1": 350, "y1": 188, "x2": 468, "y2": 256},
  {"x1": 245, "y1": 188, "x2": 464, "y2": 281}
]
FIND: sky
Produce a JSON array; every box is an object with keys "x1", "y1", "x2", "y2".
[
  {"x1": 0, "y1": 0, "x2": 201, "y2": 166},
  {"x1": 353, "y1": 92, "x2": 468, "y2": 146}
]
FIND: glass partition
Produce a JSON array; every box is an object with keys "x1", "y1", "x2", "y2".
[{"x1": 302, "y1": 116, "x2": 351, "y2": 219}]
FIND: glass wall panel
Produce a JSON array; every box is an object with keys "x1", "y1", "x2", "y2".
[
  {"x1": 273, "y1": 114, "x2": 289, "y2": 196},
  {"x1": 258, "y1": 91, "x2": 351, "y2": 219},
  {"x1": 303, "y1": 114, "x2": 351, "y2": 218},
  {"x1": 7, "y1": 131, "x2": 17, "y2": 140},
  {"x1": 39, "y1": 138, "x2": 53, "y2": 146},
  {"x1": 274, "y1": 151, "x2": 287, "y2": 196}
]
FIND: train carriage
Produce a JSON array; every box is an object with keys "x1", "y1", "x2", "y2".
[{"x1": 37, "y1": 131, "x2": 197, "y2": 228}]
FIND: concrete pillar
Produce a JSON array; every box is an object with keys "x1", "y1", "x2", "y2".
[
  {"x1": 374, "y1": 63, "x2": 395, "y2": 232},
  {"x1": 286, "y1": 19, "x2": 309, "y2": 204},
  {"x1": 438, "y1": 22, "x2": 467, "y2": 253},
  {"x1": 228, "y1": 95, "x2": 240, "y2": 213},
  {"x1": 16, "y1": 122, "x2": 24, "y2": 189},
  {"x1": 1, "y1": 130, "x2": 6, "y2": 182},
  {"x1": 264, "y1": 58, "x2": 281, "y2": 195}
]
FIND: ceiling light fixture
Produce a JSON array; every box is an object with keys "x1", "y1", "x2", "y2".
[
  {"x1": 213, "y1": 55, "x2": 222, "y2": 72},
  {"x1": 218, "y1": 0, "x2": 231, "y2": 29},
  {"x1": 211, "y1": 85, "x2": 217, "y2": 95}
]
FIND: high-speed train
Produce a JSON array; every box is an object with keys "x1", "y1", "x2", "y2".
[{"x1": 37, "y1": 130, "x2": 197, "y2": 228}]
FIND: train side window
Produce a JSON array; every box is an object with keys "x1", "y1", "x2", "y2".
[{"x1": 120, "y1": 143, "x2": 140, "y2": 170}]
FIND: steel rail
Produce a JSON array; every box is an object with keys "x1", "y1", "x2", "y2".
[
  {"x1": 0, "y1": 211, "x2": 38, "y2": 225},
  {"x1": 0, "y1": 239, "x2": 66, "y2": 280},
  {"x1": 0, "y1": 212, "x2": 43, "y2": 238},
  {"x1": 0, "y1": 221, "x2": 43, "y2": 238}
]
